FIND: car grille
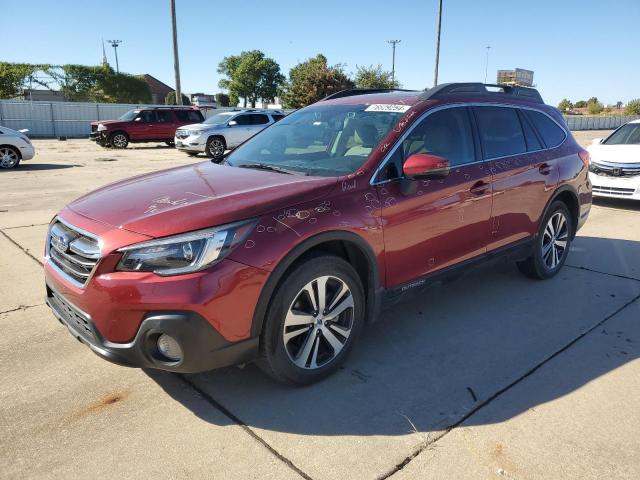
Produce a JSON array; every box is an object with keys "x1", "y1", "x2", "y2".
[
  {"x1": 175, "y1": 129, "x2": 189, "y2": 139},
  {"x1": 590, "y1": 160, "x2": 640, "y2": 178},
  {"x1": 47, "y1": 288, "x2": 96, "y2": 343},
  {"x1": 47, "y1": 220, "x2": 101, "y2": 288},
  {"x1": 592, "y1": 185, "x2": 636, "y2": 196}
]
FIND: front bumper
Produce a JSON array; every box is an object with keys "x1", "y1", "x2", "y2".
[
  {"x1": 46, "y1": 285, "x2": 259, "y2": 373},
  {"x1": 589, "y1": 172, "x2": 640, "y2": 200},
  {"x1": 19, "y1": 143, "x2": 35, "y2": 160},
  {"x1": 175, "y1": 135, "x2": 207, "y2": 153}
]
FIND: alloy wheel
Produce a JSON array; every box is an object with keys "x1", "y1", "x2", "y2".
[
  {"x1": 542, "y1": 211, "x2": 569, "y2": 269},
  {"x1": 209, "y1": 139, "x2": 224, "y2": 157},
  {"x1": 0, "y1": 147, "x2": 19, "y2": 168},
  {"x1": 283, "y1": 275, "x2": 355, "y2": 370},
  {"x1": 112, "y1": 134, "x2": 127, "y2": 148}
]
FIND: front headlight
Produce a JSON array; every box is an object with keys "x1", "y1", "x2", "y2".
[
  {"x1": 188, "y1": 129, "x2": 203, "y2": 136},
  {"x1": 97, "y1": 124, "x2": 107, "y2": 131},
  {"x1": 116, "y1": 219, "x2": 255, "y2": 276}
]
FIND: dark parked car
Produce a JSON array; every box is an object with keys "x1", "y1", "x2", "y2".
[
  {"x1": 46, "y1": 84, "x2": 591, "y2": 385},
  {"x1": 90, "y1": 106, "x2": 204, "y2": 148}
]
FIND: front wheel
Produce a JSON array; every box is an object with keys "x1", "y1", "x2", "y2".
[
  {"x1": 110, "y1": 131, "x2": 129, "y2": 149},
  {"x1": 259, "y1": 255, "x2": 365, "y2": 385},
  {"x1": 517, "y1": 201, "x2": 573, "y2": 279},
  {"x1": 205, "y1": 136, "x2": 226, "y2": 161},
  {"x1": 0, "y1": 146, "x2": 21, "y2": 169}
]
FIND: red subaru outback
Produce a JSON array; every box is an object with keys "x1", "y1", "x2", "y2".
[{"x1": 46, "y1": 84, "x2": 591, "y2": 385}]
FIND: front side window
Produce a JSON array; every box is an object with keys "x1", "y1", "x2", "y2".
[
  {"x1": 603, "y1": 123, "x2": 640, "y2": 145},
  {"x1": 474, "y1": 106, "x2": 526, "y2": 158},
  {"x1": 378, "y1": 107, "x2": 476, "y2": 181},
  {"x1": 204, "y1": 112, "x2": 235, "y2": 125},
  {"x1": 138, "y1": 111, "x2": 156, "y2": 123},
  {"x1": 119, "y1": 110, "x2": 140, "y2": 121},
  {"x1": 225, "y1": 103, "x2": 407, "y2": 177}
]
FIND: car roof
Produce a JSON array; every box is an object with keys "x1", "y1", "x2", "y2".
[
  {"x1": 321, "y1": 90, "x2": 423, "y2": 107},
  {"x1": 629, "y1": 119, "x2": 640, "y2": 124}
]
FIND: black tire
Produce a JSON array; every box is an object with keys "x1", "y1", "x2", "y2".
[
  {"x1": 205, "y1": 136, "x2": 226, "y2": 161},
  {"x1": 165, "y1": 141, "x2": 175, "y2": 147},
  {"x1": 186, "y1": 152, "x2": 199, "y2": 157},
  {"x1": 258, "y1": 254, "x2": 365, "y2": 385},
  {"x1": 0, "y1": 145, "x2": 21, "y2": 169},
  {"x1": 109, "y1": 131, "x2": 129, "y2": 149},
  {"x1": 517, "y1": 201, "x2": 573, "y2": 280}
]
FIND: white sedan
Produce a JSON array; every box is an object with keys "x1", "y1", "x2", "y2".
[
  {"x1": 588, "y1": 119, "x2": 640, "y2": 200},
  {"x1": 0, "y1": 126, "x2": 35, "y2": 169}
]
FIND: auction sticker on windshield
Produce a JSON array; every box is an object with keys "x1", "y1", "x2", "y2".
[{"x1": 365, "y1": 104, "x2": 412, "y2": 113}]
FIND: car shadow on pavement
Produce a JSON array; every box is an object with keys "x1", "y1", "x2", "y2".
[
  {"x1": 593, "y1": 196, "x2": 640, "y2": 212},
  {"x1": 146, "y1": 236, "x2": 640, "y2": 437},
  {"x1": 5, "y1": 163, "x2": 80, "y2": 171}
]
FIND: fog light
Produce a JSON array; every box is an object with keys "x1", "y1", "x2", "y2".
[{"x1": 157, "y1": 334, "x2": 183, "y2": 362}]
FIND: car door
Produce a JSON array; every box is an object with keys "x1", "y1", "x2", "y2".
[
  {"x1": 473, "y1": 106, "x2": 560, "y2": 251},
  {"x1": 225, "y1": 114, "x2": 254, "y2": 147},
  {"x1": 374, "y1": 106, "x2": 493, "y2": 288},
  {"x1": 155, "y1": 110, "x2": 176, "y2": 139},
  {"x1": 129, "y1": 110, "x2": 157, "y2": 140}
]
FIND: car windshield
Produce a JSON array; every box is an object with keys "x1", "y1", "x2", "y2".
[
  {"x1": 603, "y1": 123, "x2": 640, "y2": 145},
  {"x1": 118, "y1": 110, "x2": 140, "y2": 121},
  {"x1": 224, "y1": 103, "x2": 407, "y2": 176},
  {"x1": 204, "y1": 112, "x2": 236, "y2": 125}
]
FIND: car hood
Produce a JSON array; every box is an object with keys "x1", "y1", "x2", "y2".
[
  {"x1": 67, "y1": 162, "x2": 337, "y2": 238},
  {"x1": 90, "y1": 119, "x2": 126, "y2": 127},
  {"x1": 587, "y1": 144, "x2": 640, "y2": 163},
  {"x1": 178, "y1": 123, "x2": 218, "y2": 131}
]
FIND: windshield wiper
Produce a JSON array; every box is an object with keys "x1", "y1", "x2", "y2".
[{"x1": 237, "y1": 163, "x2": 298, "y2": 175}]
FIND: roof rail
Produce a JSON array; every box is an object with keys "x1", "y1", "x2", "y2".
[
  {"x1": 323, "y1": 88, "x2": 419, "y2": 101},
  {"x1": 420, "y1": 83, "x2": 544, "y2": 104}
]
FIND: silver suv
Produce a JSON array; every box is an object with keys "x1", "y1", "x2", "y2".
[{"x1": 175, "y1": 109, "x2": 285, "y2": 160}]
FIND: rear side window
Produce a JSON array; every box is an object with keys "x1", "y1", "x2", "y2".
[
  {"x1": 234, "y1": 115, "x2": 252, "y2": 126},
  {"x1": 175, "y1": 110, "x2": 204, "y2": 123},
  {"x1": 474, "y1": 107, "x2": 526, "y2": 158},
  {"x1": 517, "y1": 110, "x2": 543, "y2": 151},
  {"x1": 156, "y1": 111, "x2": 173, "y2": 123},
  {"x1": 524, "y1": 110, "x2": 566, "y2": 148},
  {"x1": 250, "y1": 114, "x2": 269, "y2": 125}
]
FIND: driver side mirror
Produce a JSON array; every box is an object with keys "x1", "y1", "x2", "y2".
[
  {"x1": 591, "y1": 137, "x2": 603, "y2": 145},
  {"x1": 228, "y1": 120, "x2": 238, "y2": 127},
  {"x1": 134, "y1": 117, "x2": 142, "y2": 122},
  {"x1": 403, "y1": 153, "x2": 450, "y2": 180}
]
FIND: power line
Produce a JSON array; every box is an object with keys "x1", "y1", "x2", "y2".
[
  {"x1": 107, "y1": 40, "x2": 122, "y2": 73},
  {"x1": 386, "y1": 40, "x2": 401, "y2": 85}
]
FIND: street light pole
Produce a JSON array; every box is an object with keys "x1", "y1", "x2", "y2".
[
  {"x1": 107, "y1": 40, "x2": 122, "y2": 73},
  {"x1": 386, "y1": 40, "x2": 401, "y2": 85},
  {"x1": 433, "y1": 0, "x2": 443, "y2": 87},
  {"x1": 170, "y1": 0, "x2": 183, "y2": 105},
  {"x1": 484, "y1": 46, "x2": 491, "y2": 83}
]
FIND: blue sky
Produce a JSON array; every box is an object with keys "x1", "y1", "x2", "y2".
[{"x1": 3, "y1": 0, "x2": 639, "y2": 106}]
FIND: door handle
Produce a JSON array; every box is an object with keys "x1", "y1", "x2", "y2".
[
  {"x1": 470, "y1": 180, "x2": 490, "y2": 195},
  {"x1": 539, "y1": 163, "x2": 551, "y2": 175}
]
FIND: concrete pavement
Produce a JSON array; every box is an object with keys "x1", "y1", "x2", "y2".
[{"x1": 1, "y1": 137, "x2": 639, "y2": 479}]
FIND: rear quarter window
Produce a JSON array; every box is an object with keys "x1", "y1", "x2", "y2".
[
  {"x1": 524, "y1": 110, "x2": 566, "y2": 148},
  {"x1": 175, "y1": 110, "x2": 204, "y2": 123}
]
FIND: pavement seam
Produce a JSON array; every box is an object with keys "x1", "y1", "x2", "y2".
[
  {"x1": 0, "y1": 303, "x2": 44, "y2": 315},
  {"x1": 377, "y1": 292, "x2": 640, "y2": 479},
  {"x1": 176, "y1": 374, "x2": 314, "y2": 480},
  {"x1": 0, "y1": 229, "x2": 44, "y2": 267},
  {"x1": 565, "y1": 263, "x2": 640, "y2": 283},
  {"x1": 2, "y1": 222, "x2": 50, "y2": 231}
]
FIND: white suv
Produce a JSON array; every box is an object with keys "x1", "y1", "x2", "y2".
[
  {"x1": 175, "y1": 109, "x2": 285, "y2": 160},
  {"x1": 0, "y1": 126, "x2": 35, "y2": 169}
]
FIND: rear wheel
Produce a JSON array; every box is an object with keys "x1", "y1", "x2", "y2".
[
  {"x1": 517, "y1": 201, "x2": 573, "y2": 279},
  {"x1": 165, "y1": 141, "x2": 175, "y2": 147},
  {"x1": 110, "y1": 131, "x2": 129, "y2": 149},
  {"x1": 205, "y1": 136, "x2": 226, "y2": 161},
  {"x1": 0, "y1": 146, "x2": 21, "y2": 169},
  {"x1": 259, "y1": 255, "x2": 365, "y2": 385}
]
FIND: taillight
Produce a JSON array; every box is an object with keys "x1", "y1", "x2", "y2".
[{"x1": 578, "y1": 150, "x2": 590, "y2": 168}]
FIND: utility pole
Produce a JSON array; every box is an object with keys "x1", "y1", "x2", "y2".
[
  {"x1": 107, "y1": 40, "x2": 122, "y2": 73},
  {"x1": 433, "y1": 0, "x2": 443, "y2": 87},
  {"x1": 484, "y1": 46, "x2": 491, "y2": 83},
  {"x1": 170, "y1": 0, "x2": 183, "y2": 105},
  {"x1": 386, "y1": 40, "x2": 401, "y2": 85}
]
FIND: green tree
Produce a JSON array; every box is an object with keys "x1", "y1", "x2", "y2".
[
  {"x1": 574, "y1": 100, "x2": 587, "y2": 108},
  {"x1": 215, "y1": 93, "x2": 230, "y2": 107},
  {"x1": 587, "y1": 96, "x2": 599, "y2": 104},
  {"x1": 217, "y1": 50, "x2": 284, "y2": 107},
  {"x1": 557, "y1": 98, "x2": 573, "y2": 112},
  {"x1": 354, "y1": 64, "x2": 400, "y2": 89},
  {"x1": 0, "y1": 62, "x2": 49, "y2": 98},
  {"x1": 165, "y1": 91, "x2": 191, "y2": 105},
  {"x1": 282, "y1": 54, "x2": 354, "y2": 109},
  {"x1": 625, "y1": 99, "x2": 640, "y2": 115},
  {"x1": 587, "y1": 100, "x2": 604, "y2": 115}
]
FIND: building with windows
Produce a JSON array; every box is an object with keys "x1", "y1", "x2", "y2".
[{"x1": 497, "y1": 68, "x2": 534, "y2": 87}]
